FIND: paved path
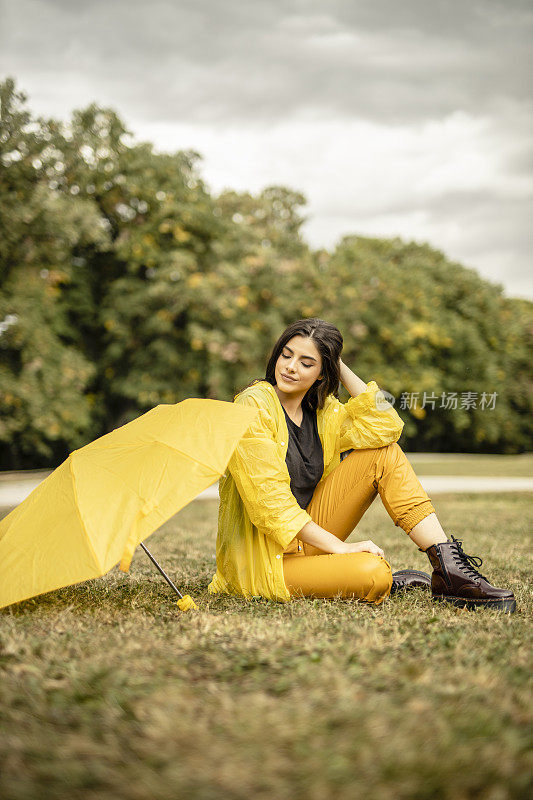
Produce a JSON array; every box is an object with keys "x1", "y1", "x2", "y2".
[
  {"x1": 0, "y1": 474, "x2": 532, "y2": 508},
  {"x1": 0, "y1": 476, "x2": 222, "y2": 508}
]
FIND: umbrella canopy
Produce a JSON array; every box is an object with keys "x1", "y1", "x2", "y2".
[{"x1": 0, "y1": 398, "x2": 259, "y2": 610}]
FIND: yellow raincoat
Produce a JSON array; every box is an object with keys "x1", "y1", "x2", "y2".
[{"x1": 208, "y1": 379, "x2": 405, "y2": 602}]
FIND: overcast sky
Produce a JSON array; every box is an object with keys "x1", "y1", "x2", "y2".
[{"x1": 2, "y1": 0, "x2": 532, "y2": 299}]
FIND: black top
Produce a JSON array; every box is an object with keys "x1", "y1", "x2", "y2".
[{"x1": 282, "y1": 404, "x2": 324, "y2": 510}]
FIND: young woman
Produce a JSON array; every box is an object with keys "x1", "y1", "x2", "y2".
[{"x1": 208, "y1": 318, "x2": 516, "y2": 613}]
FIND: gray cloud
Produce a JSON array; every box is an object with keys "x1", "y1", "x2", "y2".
[
  {"x1": 1, "y1": 0, "x2": 532, "y2": 298},
  {"x1": 2, "y1": 0, "x2": 532, "y2": 125}
]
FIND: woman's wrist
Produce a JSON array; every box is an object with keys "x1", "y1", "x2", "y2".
[
  {"x1": 297, "y1": 522, "x2": 385, "y2": 558},
  {"x1": 297, "y1": 521, "x2": 346, "y2": 554},
  {"x1": 339, "y1": 359, "x2": 368, "y2": 397}
]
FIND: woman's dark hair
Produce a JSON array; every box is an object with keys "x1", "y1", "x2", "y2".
[{"x1": 242, "y1": 318, "x2": 343, "y2": 411}]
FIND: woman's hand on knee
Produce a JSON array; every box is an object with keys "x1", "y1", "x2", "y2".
[
  {"x1": 298, "y1": 522, "x2": 385, "y2": 558},
  {"x1": 340, "y1": 540, "x2": 385, "y2": 558}
]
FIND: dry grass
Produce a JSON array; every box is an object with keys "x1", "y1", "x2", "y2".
[
  {"x1": 406, "y1": 452, "x2": 533, "y2": 477},
  {"x1": 1, "y1": 492, "x2": 532, "y2": 800}
]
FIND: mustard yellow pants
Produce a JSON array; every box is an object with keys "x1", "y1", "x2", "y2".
[{"x1": 282, "y1": 443, "x2": 436, "y2": 604}]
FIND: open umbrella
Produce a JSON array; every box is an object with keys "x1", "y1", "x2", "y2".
[{"x1": 0, "y1": 398, "x2": 258, "y2": 611}]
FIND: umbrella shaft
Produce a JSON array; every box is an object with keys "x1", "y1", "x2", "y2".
[{"x1": 139, "y1": 542, "x2": 183, "y2": 599}]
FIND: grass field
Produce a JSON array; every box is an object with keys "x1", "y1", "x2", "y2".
[
  {"x1": 406, "y1": 453, "x2": 533, "y2": 478},
  {"x1": 1, "y1": 492, "x2": 532, "y2": 800}
]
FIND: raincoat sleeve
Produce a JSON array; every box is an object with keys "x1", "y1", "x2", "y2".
[
  {"x1": 227, "y1": 395, "x2": 313, "y2": 550},
  {"x1": 337, "y1": 380, "x2": 405, "y2": 451}
]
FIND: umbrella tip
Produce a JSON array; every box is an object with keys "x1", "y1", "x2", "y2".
[{"x1": 176, "y1": 595, "x2": 198, "y2": 612}]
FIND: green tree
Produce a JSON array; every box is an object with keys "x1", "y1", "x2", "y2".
[
  {"x1": 1, "y1": 77, "x2": 531, "y2": 467},
  {"x1": 0, "y1": 79, "x2": 108, "y2": 467},
  {"x1": 59, "y1": 108, "x2": 222, "y2": 423},
  {"x1": 317, "y1": 235, "x2": 533, "y2": 453}
]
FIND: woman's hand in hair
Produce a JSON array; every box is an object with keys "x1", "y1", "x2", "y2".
[{"x1": 338, "y1": 358, "x2": 368, "y2": 397}]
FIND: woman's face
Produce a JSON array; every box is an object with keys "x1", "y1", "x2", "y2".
[{"x1": 274, "y1": 335, "x2": 323, "y2": 397}]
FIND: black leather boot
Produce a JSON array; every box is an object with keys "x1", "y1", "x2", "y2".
[
  {"x1": 390, "y1": 569, "x2": 431, "y2": 595},
  {"x1": 424, "y1": 535, "x2": 516, "y2": 613}
]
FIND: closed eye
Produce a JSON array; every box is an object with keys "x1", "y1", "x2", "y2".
[{"x1": 281, "y1": 353, "x2": 313, "y2": 368}]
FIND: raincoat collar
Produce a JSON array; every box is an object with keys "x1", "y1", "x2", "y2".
[
  {"x1": 239, "y1": 379, "x2": 338, "y2": 468},
  {"x1": 241, "y1": 379, "x2": 333, "y2": 418}
]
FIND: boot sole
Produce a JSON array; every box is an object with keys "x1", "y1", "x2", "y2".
[{"x1": 433, "y1": 594, "x2": 517, "y2": 614}]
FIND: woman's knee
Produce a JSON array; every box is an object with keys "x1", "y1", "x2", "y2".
[
  {"x1": 384, "y1": 441, "x2": 405, "y2": 460},
  {"x1": 353, "y1": 552, "x2": 392, "y2": 603}
]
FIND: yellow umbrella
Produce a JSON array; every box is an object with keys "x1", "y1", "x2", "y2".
[{"x1": 0, "y1": 398, "x2": 258, "y2": 611}]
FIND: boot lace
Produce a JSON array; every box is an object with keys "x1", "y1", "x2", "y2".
[{"x1": 449, "y1": 534, "x2": 488, "y2": 581}]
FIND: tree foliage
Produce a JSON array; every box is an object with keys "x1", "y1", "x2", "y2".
[
  {"x1": 1, "y1": 78, "x2": 531, "y2": 467},
  {"x1": 0, "y1": 80, "x2": 107, "y2": 466},
  {"x1": 316, "y1": 236, "x2": 533, "y2": 452}
]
